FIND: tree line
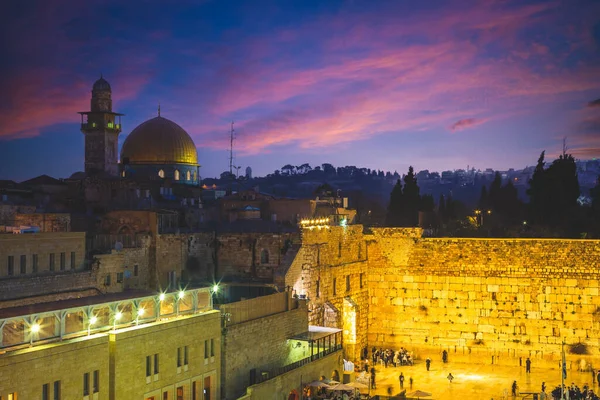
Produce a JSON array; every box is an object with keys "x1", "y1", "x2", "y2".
[{"x1": 386, "y1": 151, "x2": 600, "y2": 238}]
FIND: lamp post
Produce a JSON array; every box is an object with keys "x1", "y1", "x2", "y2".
[
  {"x1": 88, "y1": 315, "x2": 97, "y2": 335},
  {"x1": 30, "y1": 321, "x2": 40, "y2": 346},
  {"x1": 474, "y1": 209, "x2": 491, "y2": 227}
]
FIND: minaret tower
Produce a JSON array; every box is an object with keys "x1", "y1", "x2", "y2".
[{"x1": 78, "y1": 76, "x2": 124, "y2": 176}]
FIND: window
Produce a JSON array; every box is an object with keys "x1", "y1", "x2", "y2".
[
  {"x1": 360, "y1": 273, "x2": 364, "y2": 289},
  {"x1": 33, "y1": 254, "x2": 38, "y2": 273},
  {"x1": 333, "y1": 278, "x2": 337, "y2": 296},
  {"x1": 8, "y1": 393, "x2": 17, "y2": 400},
  {"x1": 20, "y1": 255, "x2": 26, "y2": 274},
  {"x1": 117, "y1": 272, "x2": 124, "y2": 283},
  {"x1": 184, "y1": 346, "x2": 189, "y2": 366},
  {"x1": 177, "y1": 387, "x2": 184, "y2": 400},
  {"x1": 338, "y1": 241, "x2": 342, "y2": 257},
  {"x1": 158, "y1": 169, "x2": 165, "y2": 178},
  {"x1": 83, "y1": 373, "x2": 90, "y2": 396},
  {"x1": 49, "y1": 253, "x2": 55, "y2": 271},
  {"x1": 163, "y1": 392, "x2": 169, "y2": 400},
  {"x1": 177, "y1": 347, "x2": 182, "y2": 368},
  {"x1": 211, "y1": 338, "x2": 215, "y2": 357},
  {"x1": 70, "y1": 252, "x2": 76, "y2": 270},
  {"x1": 204, "y1": 340, "x2": 209, "y2": 359},
  {"x1": 146, "y1": 355, "x2": 152, "y2": 377},
  {"x1": 60, "y1": 252, "x2": 65, "y2": 270},
  {"x1": 43, "y1": 384, "x2": 49, "y2": 400},
  {"x1": 53, "y1": 380, "x2": 61, "y2": 400},
  {"x1": 174, "y1": 170, "x2": 180, "y2": 180},
  {"x1": 358, "y1": 242, "x2": 362, "y2": 259},
  {"x1": 7, "y1": 255, "x2": 14, "y2": 275},
  {"x1": 260, "y1": 249, "x2": 269, "y2": 264},
  {"x1": 104, "y1": 274, "x2": 111, "y2": 286},
  {"x1": 134, "y1": 264, "x2": 139, "y2": 276},
  {"x1": 93, "y1": 370, "x2": 99, "y2": 393},
  {"x1": 316, "y1": 279, "x2": 320, "y2": 298},
  {"x1": 186, "y1": 170, "x2": 191, "y2": 181},
  {"x1": 154, "y1": 353, "x2": 159, "y2": 374},
  {"x1": 346, "y1": 275, "x2": 350, "y2": 292}
]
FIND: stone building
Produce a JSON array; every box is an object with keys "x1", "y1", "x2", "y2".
[
  {"x1": 220, "y1": 291, "x2": 343, "y2": 400},
  {"x1": 285, "y1": 225, "x2": 600, "y2": 369},
  {"x1": 0, "y1": 288, "x2": 219, "y2": 400}
]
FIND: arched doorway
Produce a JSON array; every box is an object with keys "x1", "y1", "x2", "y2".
[
  {"x1": 287, "y1": 389, "x2": 299, "y2": 400},
  {"x1": 331, "y1": 369, "x2": 340, "y2": 382}
]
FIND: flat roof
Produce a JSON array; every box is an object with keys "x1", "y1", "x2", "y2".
[
  {"x1": 0, "y1": 290, "x2": 155, "y2": 319},
  {"x1": 291, "y1": 325, "x2": 342, "y2": 341}
]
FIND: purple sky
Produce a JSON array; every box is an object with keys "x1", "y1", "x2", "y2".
[{"x1": 1, "y1": 0, "x2": 600, "y2": 181}]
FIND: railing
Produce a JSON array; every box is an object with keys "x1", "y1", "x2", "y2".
[
  {"x1": 254, "y1": 344, "x2": 342, "y2": 384},
  {"x1": 0, "y1": 288, "x2": 213, "y2": 351}
]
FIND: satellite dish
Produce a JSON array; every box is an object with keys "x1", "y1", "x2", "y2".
[{"x1": 114, "y1": 242, "x2": 123, "y2": 251}]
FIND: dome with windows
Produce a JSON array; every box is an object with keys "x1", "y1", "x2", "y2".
[{"x1": 119, "y1": 115, "x2": 200, "y2": 185}]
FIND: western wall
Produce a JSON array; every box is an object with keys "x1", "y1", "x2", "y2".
[{"x1": 289, "y1": 225, "x2": 600, "y2": 368}]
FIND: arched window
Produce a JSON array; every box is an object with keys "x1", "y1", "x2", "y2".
[
  {"x1": 193, "y1": 171, "x2": 197, "y2": 181},
  {"x1": 186, "y1": 170, "x2": 191, "y2": 181},
  {"x1": 158, "y1": 169, "x2": 165, "y2": 178},
  {"x1": 174, "y1": 170, "x2": 180, "y2": 180},
  {"x1": 260, "y1": 249, "x2": 269, "y2": 264},
  {"x1": 121, "y1": 171, "x2": 125, "y2": 177}
]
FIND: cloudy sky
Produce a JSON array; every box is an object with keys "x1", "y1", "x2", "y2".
[{"x1": 1, "y1": 0, "x2": 599, "y2": 181}]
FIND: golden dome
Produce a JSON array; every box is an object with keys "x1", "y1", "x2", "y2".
[{"x1": 120, "y1": 116, "x2": 198, "y2": 165}]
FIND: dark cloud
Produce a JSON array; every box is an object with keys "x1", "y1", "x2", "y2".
[
  {"x1": 449, "y1": 118, "x2": 486, "y2": 131},
  {"x1": 588, "y1": 98, "x2": 600, "y2": 108}
]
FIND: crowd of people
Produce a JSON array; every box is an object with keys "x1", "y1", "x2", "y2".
[
  {"x1": 550, "y1": 383, "x2": 600, "y2": 400},
  {"x1": 363, "y1": 346, "x2": 414, "y2": 369}
]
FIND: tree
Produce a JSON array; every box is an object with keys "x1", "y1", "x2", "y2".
[
  {"x1": 386, "y1": 179, "x2": 403, "y2": 226},
  {"x1": 419, "y1": 194, "x2": 435, "y2": 212},
  {"x1": 281, "y1": 164, "x2": 295, "y2": 176},
  {"x1": 488, "y1": 172, "x2": 502, "y2": 212},
  {"x1": 322, "y1": 163, "x2": 336, "y2": 176},
  {"x1": 314, "y1": 183, "x2": 335, "y2": 198},
  {"x1": 527, "y1": 151, "x2": 547, "y2": 224},
  {"x1": 438, "y1": 194, "x2": 446, "y2": 221},
  {"x1": 401, "y1": 166, "x2": 420, "y2": 226},
  {"x1": 478, "y1": 185, "x2": 488, "y2": 210},
  {"x1": 591, "y1": 176, "x2": 600, "y2": 235}
]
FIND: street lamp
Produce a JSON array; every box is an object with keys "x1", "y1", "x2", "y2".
[
  {"x1": 474, "y1": 209, "x2": 491, "y2": 227},
  {"x1": 136, "y1": 307, "x2": 145, "y2": 325},
  {"x1": 113, "y1": 311, "x2": 122, "y2": 330},
  {"x1": 88, "y1": 315, "x2": 97, "y2": 335},
  {"x1": 30, "y1": 322, "x2": 40, "y2": 346}
]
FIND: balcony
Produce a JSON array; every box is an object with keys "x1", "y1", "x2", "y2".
[{"x1": 81, "y1": 122, "x2": 121, "y2": 132}]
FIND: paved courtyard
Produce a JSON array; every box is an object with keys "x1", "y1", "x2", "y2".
[{"x1": 356, "y1": 359, "x2": 597, "y2": 399}]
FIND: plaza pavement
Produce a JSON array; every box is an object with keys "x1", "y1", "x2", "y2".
[{"x1": 357, "y1": 359, "x2": 598, "y2": 399}]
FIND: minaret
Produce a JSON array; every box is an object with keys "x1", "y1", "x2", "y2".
[{"x1": 78, "y1": 76, "x2": 124, "y2": 176}]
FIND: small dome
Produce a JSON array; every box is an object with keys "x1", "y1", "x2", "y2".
[
  {"x1": 121, "y1": 116, "x2": 198, "y2": 165},
  {"x1": 93, "y1": 77, "x2": 111, "y2": 92}
]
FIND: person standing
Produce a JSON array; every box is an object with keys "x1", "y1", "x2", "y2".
[
  {"x1": 447, "y1": 373, "x2": 454, "y2": 383},
  {"x1": 409, "y1": 376, "x2": 413, "y2": 390},
  {"x1": 370, "y1": 367, "x2": 376, "y2": 389},
  {"x1": 442, "y1": 350, "x2": 448, "y2": 363},
  {"x1": 426, "y1": 358, "x2": 431, "y2": 371},
  {"x1": 512, "y1": 381, "x2": 518, "y2": 397},
  {"x1": 541, "y1": 382, "x2": 546, "y2": 393},
  {"x1": 399, "y1": 372, "x2": 405, "y2": 389},
  {"x1": 526, "y1": 357, "x2": 531, "y2": 373}
]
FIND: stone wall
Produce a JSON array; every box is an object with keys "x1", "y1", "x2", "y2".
[
  {"x1": 14, "y1": 213, "x2": 71, "y2": 232},
  {"x1": 237, "y1": 351, "x2": 343, "y2": 400},
  {"x1": 288, "y1": 225, "x2": 370, "y2": 361},
  {"x1": 0, "y1": 232, "x2": 86, "y2": 278},
  {"x1": 216, "y1": 233, "x2": 297, "y2": 281},
  {"x1": 0, "y1": 270, "x2": 98, "y2": 303},
  {"x1": 368, "y1": 234, "x2": 600, "y2": 367},
  {"x1": 94, "y1": 238, "x2": 151, "y2": 293},
  {"x1": 289, "y1": 226, "x2": 600, "y2": 367},
  {"x1": 155, "y1": 233, "x2": 215, "y2": 289},
  {"x1": 221, "y1": 294, "x2": 308, "y2": 400}
]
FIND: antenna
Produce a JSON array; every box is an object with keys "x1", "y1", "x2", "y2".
[
  {"x1": 229, "y1": 121, "x2": 235, "y2": 175},
  {"x1": 562, "y1": 137, "x2": 568, "y2": 157}
]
